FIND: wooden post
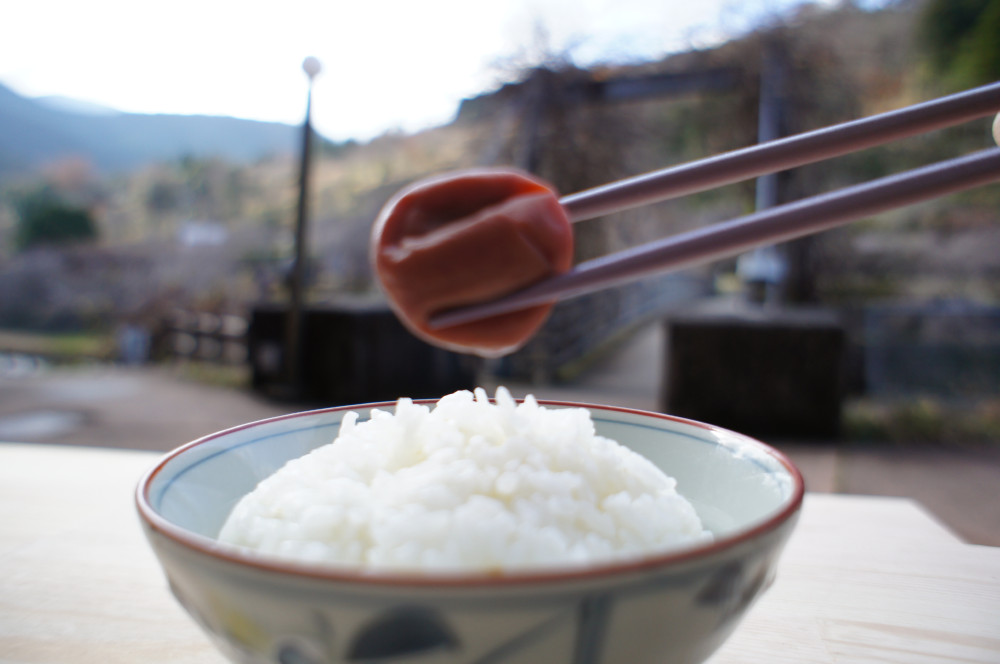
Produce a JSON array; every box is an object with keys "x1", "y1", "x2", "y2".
[{"x1": 738, "y1": 37, "x2": 789, "y2": 304}]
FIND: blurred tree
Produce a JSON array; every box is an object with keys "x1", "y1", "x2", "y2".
[
  {"x1": 920, "y1": 0, "x2": 1000, "y2": 89},
  {"x1": 14, "y1": 185, "x2": 99, "y2": 250},
  {"x1": 145, "y1": 178, "x2": 182, "y2": 213},
  {"x1": 146, "y1": 180, "x2": 182, "y2": 214},
  {"x1": 317, "y1": 138, "x2": 359, "y2": 159},
  {"x1": 171, "y1": 155, "x2": 250, "y2": 221}
]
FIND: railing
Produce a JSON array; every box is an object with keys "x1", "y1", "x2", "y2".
[{"x1": 165, "y1": 310, "x2": 248, "y2": 364}]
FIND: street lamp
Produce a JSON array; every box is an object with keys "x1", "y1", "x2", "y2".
[{"x1": 284, "y1": 56, "x2": 321, "y2": 396}]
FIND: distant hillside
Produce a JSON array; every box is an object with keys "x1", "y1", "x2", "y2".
[{"x1": 0, "y1": 83, "x2": 315, "y2": 175}]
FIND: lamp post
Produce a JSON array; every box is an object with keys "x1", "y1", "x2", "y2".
[{"x1": 284, "y1": 56, "x2": 321, "y2": 396}]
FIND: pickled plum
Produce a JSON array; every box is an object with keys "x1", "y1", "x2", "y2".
[{"x1": 371, "y1": 168, "x2": 573, "y2": 357}]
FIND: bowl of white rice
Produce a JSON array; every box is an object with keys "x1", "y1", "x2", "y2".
[{"x1": 137, "y1": 388, "x2": 803, "y2": 664}]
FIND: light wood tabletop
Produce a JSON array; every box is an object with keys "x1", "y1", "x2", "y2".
[{"x1": 1, "y1": 442, "x2": 998, "y2": 664}]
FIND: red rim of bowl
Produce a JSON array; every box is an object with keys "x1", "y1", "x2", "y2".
[{"x1": 135, "y1": 399, "x2": 805, "y2": 588}]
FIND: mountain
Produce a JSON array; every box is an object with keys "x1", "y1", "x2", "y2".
[
  {"x1": 0, "y1": 83, "x2": 313, "y2": 175},
  {"x1": 35, "y1": 95, "x2": 120, "y2": 115}
]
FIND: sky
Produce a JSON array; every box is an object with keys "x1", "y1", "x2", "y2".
[{"x1": 1, "y1": 0, "x2": 861, "y2": 143}]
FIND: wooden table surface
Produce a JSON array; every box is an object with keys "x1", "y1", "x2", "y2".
[{"x1": 2, "y1": 442, "x2": 998, "y2": 664}]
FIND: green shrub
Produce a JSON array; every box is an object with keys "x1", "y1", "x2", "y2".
[{"x1": 14, "y1": 186, "x2": 98, "y2": 250}]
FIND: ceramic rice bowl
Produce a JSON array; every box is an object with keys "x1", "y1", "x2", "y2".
[{"x1": 136, "y1": 401, "x2": 803, "y2": 664}]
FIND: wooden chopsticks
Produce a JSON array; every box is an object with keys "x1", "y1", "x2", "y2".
[
  {"x1": 428, "y1": 82, "x2": 1000, "y2": 329},
  {"x1": 562, "y1": 81, "x2": 1000, "y2": 222}
]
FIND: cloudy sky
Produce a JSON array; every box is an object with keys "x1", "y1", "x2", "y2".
[{"x1": 1, "y1": 0, "x2": 865, "y2": 142}]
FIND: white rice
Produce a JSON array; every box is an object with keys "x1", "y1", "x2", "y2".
[{"x1": 218, "y1": 387, "x2": 711, "y2": 573}]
